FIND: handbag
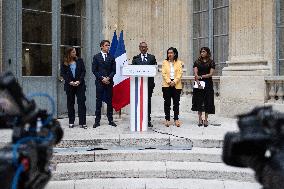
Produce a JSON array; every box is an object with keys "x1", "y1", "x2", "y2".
[{"x1": 193, "y1": 81, "x2": 205, "y2": 89}]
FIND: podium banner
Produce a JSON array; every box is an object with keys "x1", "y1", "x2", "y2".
[{"x1": 130, "y1": 77, "x2": 148, "y2": 132}]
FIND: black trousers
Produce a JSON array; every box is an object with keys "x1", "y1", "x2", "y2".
[
  {"x1": 148, "y1": 87, "x2": 154, "y2": 122},
  {"x1": 162, "y1": 87, "x2": 182, "y2": 121},
  {"x1": 95, "y1": 83, "x2": 113, "y2": 123},
  {"x1": 66, "y1": 85, "x2": 86, "y2": 125}
]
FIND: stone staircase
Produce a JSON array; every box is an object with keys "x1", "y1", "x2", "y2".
[{"x1": 46, "y1": 133, "x2": 261, "y2": 189}]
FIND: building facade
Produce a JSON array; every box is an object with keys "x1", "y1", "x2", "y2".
[{"x1": 0, "y1": 0, "x2": 283, "y2": 117}]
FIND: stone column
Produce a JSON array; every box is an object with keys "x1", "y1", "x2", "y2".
[{"x1": 220, "y1": 0, "x2": 276, "y2": 117}]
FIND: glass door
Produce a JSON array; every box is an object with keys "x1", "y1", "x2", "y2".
[{"x1": 57, "y1": 0, "x2": 86, "y2": 117}]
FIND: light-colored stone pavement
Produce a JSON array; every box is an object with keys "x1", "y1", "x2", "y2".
[
  {"x1": 0, "y1": 112, "x2": 238, "y2": 144},
  {"x1": 0, "y1": 112, "x2": 238, "y2": 147},
  {"x1": 59, "y1": 112, "x2": 238, "y2": 141}
]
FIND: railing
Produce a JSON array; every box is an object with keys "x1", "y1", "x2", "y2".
[
  {"x1": 181, "y1": 76, "x2": 221, "y2": 97},
  {"x1": 265, "y1": 76, "x2": 284, "y2": 103}
]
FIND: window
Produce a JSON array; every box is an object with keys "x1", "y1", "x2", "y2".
[
  {"x1": 277, "y1": 0, "x2": 284, "y2": 75},
  {"x1": 22, "y1": 0, "x2": 86, "y2": 76},
  {"x1": 60, "y1": 0, "x2": 86, "y2": 63},
  {"x1": 193, "y1": 0, "x2": 229, "y2": 75},
  {"x1": 22, "y1": 0, "x2": 52, "y2": 76}
]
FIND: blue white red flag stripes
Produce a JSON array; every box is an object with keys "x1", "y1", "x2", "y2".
[
  {"x1": 130, "y1": 77, "x2": 148, "y2": 132},
  {"x1": 112, "y1": 31, "x2": 130, "y2": 111}
]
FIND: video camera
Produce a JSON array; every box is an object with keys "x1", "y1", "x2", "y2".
[
  {"x1": 0, "y1": 72, "x2": 63, "y2": 189},
  {"x1": 223, "y1": 106, "x2": 284, "y2": 189}
]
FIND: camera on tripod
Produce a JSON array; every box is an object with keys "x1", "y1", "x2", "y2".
[
  {"x1": 223, "y1": 106, "x2": 284, "y2": 189},
  {"x1": 0, "y1": 72, "x2": 63, "y2": 189}
]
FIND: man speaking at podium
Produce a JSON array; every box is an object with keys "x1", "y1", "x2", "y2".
[{"x1": 132, "y1": 42, "x2": 157, "y2": 127}]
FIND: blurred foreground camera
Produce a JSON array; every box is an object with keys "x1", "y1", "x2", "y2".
[
  {"x1": 0, "y1": 72, "x2": 63, "y2": 189},
  {"x1": 223, "y1": 106, "x2": 284, "y2": 189}
]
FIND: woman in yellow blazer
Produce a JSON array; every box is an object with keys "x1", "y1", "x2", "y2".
[{"x1": 162, "y1": 47, "x2": 183, "y2": 127}]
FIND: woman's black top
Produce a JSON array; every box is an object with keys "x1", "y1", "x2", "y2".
[{"x1": 191, "y1": 59, "x2": 215, "y2": 114}]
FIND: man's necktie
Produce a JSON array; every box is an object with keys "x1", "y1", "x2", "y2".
[
  {"x1": 142, "y1": 54, "x2": 147, "y2": 62},
  {"x1": 104, "y1": 53, "x2": 107, "y2": 61}
]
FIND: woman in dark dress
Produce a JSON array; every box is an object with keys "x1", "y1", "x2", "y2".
[{"x1": 191, "y1": 47, "x2": 215, "y2": 127}]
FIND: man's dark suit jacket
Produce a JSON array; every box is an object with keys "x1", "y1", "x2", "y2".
[
  {"x1": 61, "y1": 58, "x2": 86, "y2": 90},
  {"x1": 92, "y1": 53, "x2": 116, "y2": 86},
  {"x1": 132, "y1": 53, "x2": 157, "y2": 89}
]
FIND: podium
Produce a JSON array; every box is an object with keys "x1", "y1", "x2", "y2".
[{"x1": 122, "y1": 65, "x2": 157, "y2": 132}]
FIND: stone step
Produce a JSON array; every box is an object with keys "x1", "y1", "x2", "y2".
[
  {"x1": 52, "y1": 147, "x2": 222, "y2": 164},
  {"x1": 46, "y1": 178, "x2": 261, "y2": 189},
  {"x1": 52, "y1": 161, "x2": 256, "y2": 182},
  {"x1": 55, "y1": 136, "x2": 223, "y2": 149}
]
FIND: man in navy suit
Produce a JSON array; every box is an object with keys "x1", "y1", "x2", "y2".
[
  {"x1": 132, "y1": 42, "x2": 157, "y2": 127},
  {"x1": 92, "y1": 40, "x2": 117, "y2": 128}
]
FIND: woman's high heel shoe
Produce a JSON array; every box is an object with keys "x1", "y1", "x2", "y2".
[
  {"x1": 175, "y1": 120, "x2": 181, "y2": 127},
  {"x1": 198, "y1": 120, "x2": 203, "y2": 127},
  {"x1": 204, "y1": 120, "x2": 208, "y2": 127},
  {"x1": 164, "y1": 120, "x2": 170, "y2": 127}
]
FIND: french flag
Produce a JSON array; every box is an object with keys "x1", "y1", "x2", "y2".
[{"x1": 112, "y1": 31, "x2": 130, "y2": 111}]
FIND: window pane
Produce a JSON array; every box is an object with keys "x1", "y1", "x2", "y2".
[
  {"x1": 61, "y1": 16, "x2": 83, "y2": 46},
  {"x1": 193, "y1": 0, "x2": 208, "y2": 12},
  {"x1": 213, "y1": 7, "x2": 229, "y2": 35},
  {"x1": 279, "y1": 28, "x2": 284, "y2": 59},
  {"x1": 60, "y1": 0, "x2": 86, "y2": 79},
  {"x1": 280, "y1": 0, "x2": 284, "y2": 24},
  {"x1": 61, "y1": 0, "x2": 86, "y2": 16},
  {"x1": 193, "y1": 12, "x2": 209, "y2": 38},
  {"x1": 23, "y1": 10, "x2": 52, "y2": 43},
  {"x1": 279, "y1": 60, "x2": 284, "y2": 75},
  {"x1": 223, "y1": 35, "x2": 229, "y2": 62},
  {"x1": 22, "y1": 45, "x2": 52, "y2": 76},
  {"x1": 193, "y1": 14, "x2": 200, "y2": 38},
  {"x1": 213, "y1": 0, "x2": 229, "y2": 8},
  {"x1": 213, "y1": 35, "x2": 228, "y2": 75},
  {"x1": 213, "y1": 36, "x2": 227, "y2": 63},
  {"x1": 193, "y1": 39, "x2": 199, "y2": 61},
  {"x1": 22, "y1": 0, "x2": 51, "y2": 11},
  {"x1": 213, "y1": 37, "x2": 221, "y2": 64}
]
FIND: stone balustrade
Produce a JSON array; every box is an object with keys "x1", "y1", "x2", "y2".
[
  {"x1": 265, "y1": 76, "x2": 284, "y2": 103},
  {"x1": 181, "y1": 76, "x2": 220, "y2": 97}
]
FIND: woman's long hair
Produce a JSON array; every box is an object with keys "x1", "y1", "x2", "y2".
[
  {"x1": 64, "y1": 47, "x2": 77, "y2": 66},
  {"x1": 166, "y1": 47, "x2": 178, "y2": 61},
  {"x1": 198, "y1": 47, "x2": 212, "y2": 63}
]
